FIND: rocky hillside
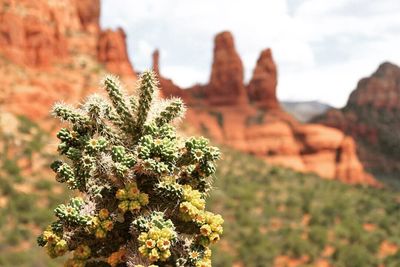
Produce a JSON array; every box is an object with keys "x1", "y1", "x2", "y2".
[
  {"x1": 0, "y1": 0, "x2": 378, "y2": 186},
  {"x1": 314, "y1": 62, "x2": 400, "y2": 178},
  {"x1": 157, "y1": 32, "x2": 378, "y2": 186},
  {"x1": 0, "y1": 0, "x2": 136, "y2": 124}
]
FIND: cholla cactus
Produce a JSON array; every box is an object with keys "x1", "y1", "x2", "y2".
[{"x1": 37, "y1": 71, "x2": 223, "y2": 267}]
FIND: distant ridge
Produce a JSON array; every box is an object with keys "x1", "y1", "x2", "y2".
[{"x1": 281, "y1": 100, "x2": 331, "y2": 122}]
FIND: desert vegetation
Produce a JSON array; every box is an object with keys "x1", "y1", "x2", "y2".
[
  {"x1": 35, "y1": 71, "x2": 223, "y2": 267},
  {"x1": 1, "y1": 113, "x2": 400, "y2": 267}
]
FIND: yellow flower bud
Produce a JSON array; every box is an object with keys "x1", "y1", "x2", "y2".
[
  {"x1": 149, "y1": 248, "x2": 159, "y2": 262},
  {"x1": 209, "y1": 232, "x2": 220, "y2": 244},
  {"x1": 95, "y1": 228, "x2": 107, "y2": 239},
  {"x1": 98, "y1": 209, "x2": 109, "y2": 220},
  {"x1": 118, "y1": 200, "x2": 129, "y2": 213},
  {"x1": 157, "y1": 239, "x2": 171, "y2": 251},
  {"x1": 138, "y1": 193, "x2": 149, "y2": 205},
  {"x1": 74, "y1": 244, "x2": 91, "y2": 260},
  {"x1": 54, "y1": 240, "x2": 68, "y2": 255},
  {"x1": 160, "y1": 249, "x2": 171, "y2": 261},
  {"x1": 128, "y1": 200, "x2": 141, "y2": 212},
  {"x1": 116, "y1": 189, "x2": 127, "y2": 200},
  {"x1": 146, "y1": 239, "x2": 156, "y2": 249},
  {"x1": 101, "y1": 220, "x2": 114, "y2": 231},
  {"x1": 138, "y1": 245, "x2": 148, "y2": 255},
  {"x1": 200, "y1": 224, "x2": 212, "y2": 236}
]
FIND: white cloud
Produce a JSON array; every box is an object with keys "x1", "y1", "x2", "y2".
[{"x1": 101, "y1": 0, "x2": 400, "y2": 107}]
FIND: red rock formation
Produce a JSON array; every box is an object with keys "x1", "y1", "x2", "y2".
[
  {"x1": 0, "y1": 0, "x2": 378, "y2": 189},
  {"x1": 151, "y1": 49, "x2": 187, "y2": 100},
  {"x1": 97, "y1": 28, "x2": 136, "y2": 77},
  {"x1": 335, "y1": 137, "x2": 377, "y2": 185},
  {"x1": 0, "y1": 0, "x2": 102, "y2": 67},
  {"x1": 0, "y1": 0, "x2": 69, "y2": 66},
  {"x1": 74, "y1": 0, "x2": 100, "y2": 33},
  {"x1": 0, "y1": 0, "x2": 134, "y2": 125},
  {"x1": 178, "y1": 31, "x2": 378, "y2": 186},
  {"x1": 314, "y1": 62, "x2": 400, "y2": 175},
  {"x1": 185, "y1": 104, "x2": 379, "y2": 186},
  {"x1": 206, "y1": 31, "x2": 248, "y2": 106},
  {"x1": 248, "y1": 48, "x2": 280, "y2": 109},
  {"x1": 348, "y1": 62, "x2": 400, "y2": 109},
  {"x1": 152, "y1": 49, "x2": 160, "y2": 75}
]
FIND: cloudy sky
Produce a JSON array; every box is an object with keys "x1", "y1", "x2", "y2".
[{"x1": 101, "y1": 0, "x2": 400, "y2": 107}]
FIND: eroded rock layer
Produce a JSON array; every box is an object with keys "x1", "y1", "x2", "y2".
[
  {"x1": 0, "y1": 0, "x2": 136, "y2": 125},
  {"x1": 314, "y1": 62, "x2": 400, "y2": 175},
  {"x1": 156, "y1": 32, "x2": 378, "y2": 186},
  {"x1": 0, "y1": 1, "x2": 378, "y2": 186}
]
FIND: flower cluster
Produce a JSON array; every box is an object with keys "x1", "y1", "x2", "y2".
[
  {"x1": 40, "y1": 228, "x2": 68, "y2": 258},
  {"x1": 38, "y1": 71, "x2": 223, "y2": 266},
  {"x1": 188, "y1": 247, "x2": 212, "y2": 267},
  {"x1": 116, "y1": 182, "x2": 149, "y2": 214},
  {"x1": 138, "y1": 227, "x2": 175, "y2": 262},
  {"x1": 134, "y1": 212, "x2": 177, "y2": 263},
  {"x1": 91, "y1": 208, "x2": 114, "y2": 239},
  {"x1": 179, "y1": 185, "x2": 206, "y2": 221},
  {"x1": 196, "y1": 212, "x2": 224, "y2": 247}
]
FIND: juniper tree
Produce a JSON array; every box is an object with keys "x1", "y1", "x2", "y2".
[{"x1": 37, "y1": 71, "x2": 223, "y2": 267}]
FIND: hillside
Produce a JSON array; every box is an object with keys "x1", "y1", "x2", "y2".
[
  {"x1": 210, "y1": 149, "x2": 400, "y2": 267},
  {"x1": 1, "y1": 115, "x2": 399, "y2": 267},
  {"x1": 314, "y1": 62, "x2": 400, "y2": 180}
]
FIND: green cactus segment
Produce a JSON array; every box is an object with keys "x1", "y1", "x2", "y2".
[
  {"x1": 103, "y1": 76, "x2": 135, "y2": 125},
  {"x1": 135, "y1": 71, "x2": 158, "y2": 136},
  {"x1": 38, "y1": 70, "x2": 223, "y2": 266},
  {"x1": 154, "y1": 98, "x2": 185, "y2": 127},
  {"x1": 54, "y1": 197, "x2": 91, "y2": 226}
]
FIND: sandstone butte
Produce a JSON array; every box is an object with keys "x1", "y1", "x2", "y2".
[
  {"x1": 314, "y1": 62, "x2": 400, "y2": 175},
  {"x1": 156, "y1": 31, "x2": 379, "y2": 187},
  {"x1": 0, "y1": 0, "x2": 379, "y2": 186}
]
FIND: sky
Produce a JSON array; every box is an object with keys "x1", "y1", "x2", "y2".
[{"x1": 100, "y1": 0, "x2": 400, "y2": 108}]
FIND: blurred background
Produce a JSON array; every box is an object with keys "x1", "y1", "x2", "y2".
[{"x1": 0, "y1": 0, "x2": 399, "y2": 266}]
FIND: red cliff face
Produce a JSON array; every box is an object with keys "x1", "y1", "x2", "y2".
[
  {"x1": 0, "y1": 0, "x2": 69, "y2": 66},
  {"x1": 0, "y1": 0, "x2": 102, "y2": 67},
  {"x1": 314, "y1": 62, "x2": 400, "y2": 175},
  {"x1": 97, "y1": 28, "x2": 136, "y2": 77},
  {"x1": 74, "y1": 0, "x2": 100, "y2": 33},
  {"x1": 207, "y1": 31, "x2": 248, "y2": 106},
  {"x1": 0, "y1": 0, "x2": 136, "y2": 125},
  {"x1": 348, "y1": 62, "x2": 400, "y2": 109},
  {"x1": 247, "y1": 48, "x2": 280, "y2": 109}
]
